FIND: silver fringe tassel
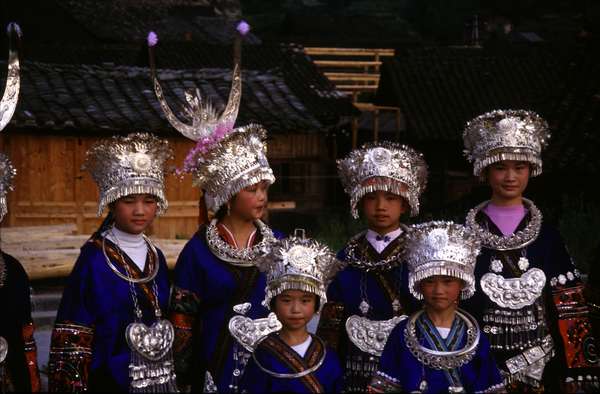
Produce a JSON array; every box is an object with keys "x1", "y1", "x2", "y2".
[
  {"x1": 204, "y1": 169, "x2": 275, "y2": 213},
  {"x1": 265, "y1": 278, "x2": 327, "y2": 310},
  {"x1": 474, "y1": 151, "x2": 542, "y2": 178},
  {"x1": 409, "y1": 264, "x2": 475, "y2": 300},
  {"x1": 350, "y1": 179, "x2": 419, "y2": 219},
  {"x1": 128, "y1": 346, "x2": 178, "y2": 393},
  {"x1": 99, "y1": 182, "x2": 167, "y2": 216}
]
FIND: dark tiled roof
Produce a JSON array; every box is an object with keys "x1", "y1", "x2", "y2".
[
  {"x1": 375, "y1": 46, "x2": 564, "y2": 142},
  {"x1": 374, "y1": 44, "x2": 600, "y2": 173},
  {"x1": 3, "y1": 60, "x2": 350, "y2": 135}
]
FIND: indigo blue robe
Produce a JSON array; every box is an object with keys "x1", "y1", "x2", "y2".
[
  {"x1": 462, "y1": 210, "x2": 600, "y2": 390},
  {"x1": 170, "y1": 225, "x2": 283, "y2": 393},
  {"x1": 0, "y1": 252, "x2": 40, "y2": 392},
  {"x1": 240, "y1": 333, "x2": 344, "y2": 393},
  {"x1": 374, "y1": 316, "x2": 504, "y2": 393},
  {"x1": 316, "y1": 232, "x2": 417, "y2": 391},
  {"x1": 48, "y1": 235, "x2": 171, "y2": 392}
]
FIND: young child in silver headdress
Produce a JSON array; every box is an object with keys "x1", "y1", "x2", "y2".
[
  {"x1": 317, "y1": 142, "x2": 427, "y2": 391},
  {"x1": 462, "y1": 110, "x2": 600, "y2": 391},
  {"x1": 0, "y1": 22, "x2": 41, "y2": 393},
  {"x1": 48, "y1": 133, "x2": 176, "y2": 392},
  {"x1": 369, "y1": 221, "x2": 504, "y2": 393},
  {"x1": 232, "y1": 230, "x2": 346, "y2": 393}
]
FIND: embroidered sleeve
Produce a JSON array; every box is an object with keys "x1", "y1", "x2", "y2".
[
  {"x1": 316, "y1": 302, "x2": 345, "y2": 352},
  {"x1": 48, "y1": 322, "x2": 94, "y2": 392},
  {"x1": 22, "y1": 322, "x2": 41, "y2": 392},
  {"x1": 552, "y1": 283, "x2": 599, "y2": 370},
  {"x1": 169, "y1": 285, "x2": 201, "y2": 386}
]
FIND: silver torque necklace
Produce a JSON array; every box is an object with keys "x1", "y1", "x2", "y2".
[
  {"x1": 404, "y1": 309, "x2": 480, "y2": 370},
  {"x1": 102, "y1": 229, "x2": 160, "y2": 284},
  {"x1": 466, "y1": 198, "x2": 542, "y2": 251},
  {"x1": 344, "y1": 224, "x2": 409, "y2": 271},
  {"x1": 252, "y1": 335, "x2": 327, "y2": 379},
  {"x1": 205, "y1": 218, "x2": 276, "y2": 266}
]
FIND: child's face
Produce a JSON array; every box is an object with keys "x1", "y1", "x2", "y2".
[
  {"x1": 486, "y1": 160, "x2": 530, "y2": 202},
  {"x1": 420, "y1": 275, "x2": 464, "y2": 312},
  {"x1": 361, "y1": 190, "x2": 406, "y2": 234},
  {"x1": 273, "y1": 290, "x2": 317, "y2": 331},
  {"x1": 112, "y1": 193, "x2": 158, "y2": 234},
  {"x1": 230, "y1": 180, "x2": 269, "y2": 221}
]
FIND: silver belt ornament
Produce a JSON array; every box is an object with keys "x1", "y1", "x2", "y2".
[
  {"x1": 345, "y1": 315, "x2": 407, "y2": 357},
  {"x1": 481, "y1": 268, "x2": 546, "y2": 309},
  {"x1": 505, "y1": 334, "x2": 554, "y2": 383}
]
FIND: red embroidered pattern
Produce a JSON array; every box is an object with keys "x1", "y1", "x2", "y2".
[
  {"x1": 48, "y1": 322, "x2": 94, "y2": 392},
  {"x1": 22, "y1": 322, "x2": 41, "y2": 392}
]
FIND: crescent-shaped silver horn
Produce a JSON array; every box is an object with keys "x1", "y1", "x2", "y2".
[
  {"x1": 0, "y1": 22, "x2": 22, "y2": 132},
  {"x1": 148, "y1": 28, "x2": 242, "y2": 142}
]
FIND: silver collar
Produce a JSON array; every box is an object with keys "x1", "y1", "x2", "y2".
[
  {"x1": 404, "y1": 309, "x2": 480, "y2": 370},
  {"x1": 344, "y1": 224, "x2": 409, "y2": 271},
  {"x1": 205, "y1": 218, "x2": 276, "y2": 267},
  {"x1": 466, "y1": 198, "x2": 542, "y2": 251}
]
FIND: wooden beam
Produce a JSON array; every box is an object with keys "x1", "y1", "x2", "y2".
[{"x1": 313, "y1": 60, "x2": 382, "y2": 68}]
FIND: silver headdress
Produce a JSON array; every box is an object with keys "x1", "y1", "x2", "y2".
[
  {"x1": 0, "y1": 23, "x2": 22, "y2": 222},
  {"x1": 406, "y1": 221, "x2": 481, "y2": 300},
  {"x1": 84, "y1": 132, "x2": 173, "y2": 216},
  {"x1": 463, "y1": 109, "x2": 550, "y2": 177},
  {"x1": 148, "y1": 21, "x2": 274, "y2": 213},
  {"x1": 257, "y1": 229, "x2": 346, "y2": 311},
  {"x1": 337, "y1": 141, "x2": 428, "y2": 218}
]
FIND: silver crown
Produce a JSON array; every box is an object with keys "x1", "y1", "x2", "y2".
[
  {"x1": 463, "y1": 109, "x2": 550, "y2": 177},
  {"x1": 406, "y1": 221, "x2": 481, "y2": 300},
  {"x1": 337, "y1": 141, "x2": 428, "y2": 218},
  {"x1": 148, "y1": 24, "x2": 274, "y2": 213},
  {"x1": 0, "y1": 23, "x2": 22, "y2": 222},
  {"x1": 84, "y1": 132, "x2": 173, "y2": 216},
  {"x1": 257, "y1": 229, "x2": 346, "y2": 311}
]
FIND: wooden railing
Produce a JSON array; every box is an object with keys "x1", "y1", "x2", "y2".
[{"x1": 304, "y1": 47, "x2": 401, "y2": 148}]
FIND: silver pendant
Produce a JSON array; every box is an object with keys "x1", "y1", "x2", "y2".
[
  {"x1": 345, "y1": 314, "x2": 407, "y2": 356},
  {"x1": 448, "y1": 385, "x2": 465, "y2": 393},
  {"x1": 233, "y1": 302, "x2": 252, "y2": 315},
  {"x1": 126, "y1": 319, "x2": 178, "y2": 392},
  {"x1": 392, "y1": 299, "x2": 401, "y2": 314},
  {"x1": 359, "y1": 300, "x2": 370, "y2": 315},
  {"x1": 419, "y1": 379, "x2": 428, "y2": 392},
  {"x1": 490, "y1": 259, "x2": 503, "y2": 273},
  {"x1": 480, "y1": 268, "x2": 546, "y2": 309},
  {"x1": 0, "y1": 336, "x2": 7, "y2": 363},
  {"x1": 518, "y1": 257, "x2": 530, "y2": 271}
]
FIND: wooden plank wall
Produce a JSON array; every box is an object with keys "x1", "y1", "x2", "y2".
[{"x1": 0, "y1": 132, "x2": 329, "y2": 239}]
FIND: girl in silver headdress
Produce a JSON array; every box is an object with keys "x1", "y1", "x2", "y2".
[
  {"x1": 232, "y1": 230, "x2": 345, "y2": 393},
  {"x1": 48, "y1": 133, "x2": 177, "y2": 392},
  {"x1": 317, "y1": 142, "x2": 427, "y2": 392},
  {"x1": 0, "y1": 22, "x2": 41, "y2": 393},
  {"x1": 462, "y1": 110, "x2": 600, "y2": 392},
  {"x1": 369, "y1": 221, "x2": 504, "y2": 393},
  {"x1": 147, "y1": 22, "x2": 283, "y2": 393}
]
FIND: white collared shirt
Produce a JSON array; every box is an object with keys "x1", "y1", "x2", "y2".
[
  {"x1": 291, "y1": 335, "x2": 313, "y2": 358},
  {"x1": 104, "y1": 227, "x2": 147, "y2": 271},
  {"x1": 366, "y1": 227, "x2": 404, "y2": 254}
]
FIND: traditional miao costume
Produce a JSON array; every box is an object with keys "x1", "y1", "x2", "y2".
[
  {"x1": 48, "y1": 133, "x2": 176, "y2": 392},
  {"x1": 0, "y1": 23, "x2": 41, "y2": 392},
  {"x1": 462, "y1": 110, "x2": 600, "y2": 391},
  {"x1": 148, "y1": 24, "x2": 282, "y2": 392},
  {"x1": 232, "y1": 230, "x2": 346, "y2": 393},
  {"x1": 370, "y1": 221, "x2": 505, "y2": 393},
  {"x1": 317, "y1": 142, "x2": 427, "y2": 391}
]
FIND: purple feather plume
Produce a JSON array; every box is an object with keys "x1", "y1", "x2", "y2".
[
  {"x1": 147, "y1": 31, "x2": 158, "y2": 47},
  {"x1": 236, "y1": 20, "x2": 250, "y2": 36}
]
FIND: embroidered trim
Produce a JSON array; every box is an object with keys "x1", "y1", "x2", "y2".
[
  {"x1": 48, "y1": 322, "x2": 94, "y2": 392},
  {"x1": 344, "y1": 226, "x2": 408, "y2": 271},
  {"x1": 21, "y1": 322, "x2": 41, "y2": 392},
  {"x1": 0, "y1": 253, "x2": 6, "y2": 288},
  {"x1": 466, "y1": 198, "x2": 542, "y2": 251},
  {"x1": 368, "y1": 370, "x2": 403, "y2": 393},
  {"x1": 205, "y1": 218, "x2": 276, "y2": 266},
  {"x1": 475, "y1": 382, "x2": 506, "y2": 393}
]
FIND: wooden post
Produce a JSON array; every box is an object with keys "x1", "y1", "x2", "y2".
[{"x1": 373, "y1": 109, "x2": 379, "y2": 142}]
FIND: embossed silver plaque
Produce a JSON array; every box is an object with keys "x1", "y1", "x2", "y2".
[
  {"x1": 229, "y1": 312, "x2": 282, "y2": 353},
  {"x1": 345, "y1": 314, "x2": 407, "y2": 356},
  {"x1": 481, "y1": 268, "x2": 546, "y2": 309}
]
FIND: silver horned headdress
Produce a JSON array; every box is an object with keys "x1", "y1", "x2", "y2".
[
  {"x1": 0, "y1": 23, "x2": 22, "y2": 222},
  {"x1": 406, "y1": 221, "x2": 481, "y2": 300},
  {"x1": 148, "y1": 21, "x2": 274, "y2": 213},
  {"x1": 337, "y1": 141, "x2": 428, "y2": 218},
  {"x1": 257, "y1": 229, "x2": 346, "y2": 311},
  {"x1": 84, "y1": 132, "x2": 173, "y2": 216},
  {"x1": 463, "y1": 109, "x2": 550, "y2": 177}
]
